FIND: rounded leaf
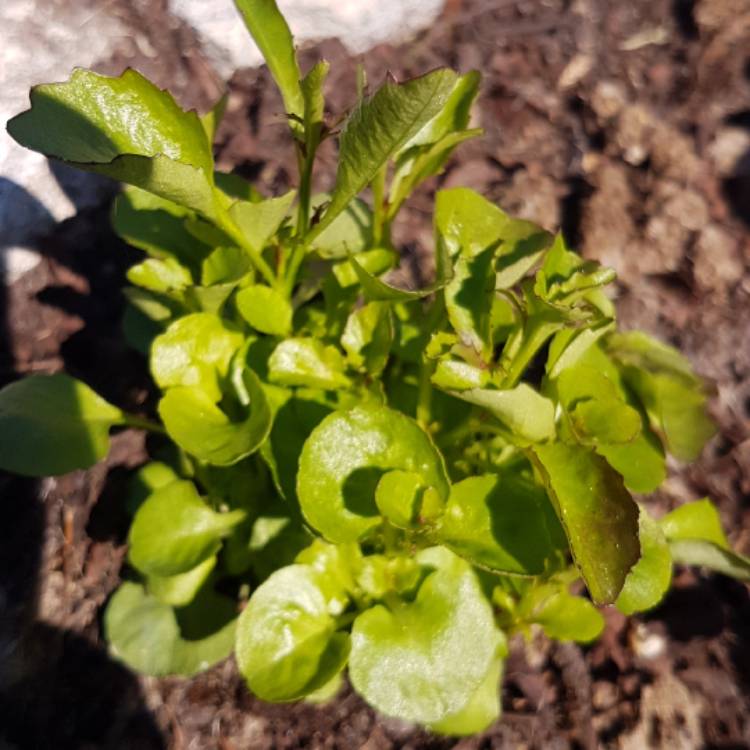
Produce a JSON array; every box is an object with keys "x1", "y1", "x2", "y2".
[
  {"x1": 236, "y1": 284, "x2": 293, "y2": 336},
  {"x1": 349, "y1": 547, "x2": 502, "y2": 724},
  {"x1": 297, "y1": 405, "x2": 450, "y2": 542},
  {"x1": 105, "y1": 581, "x2": 236, "y2": 677},
  {"x1": 128, "y1": 480, "x2": 245, "y2": 577},
  {"x1": 236, "y1": 565, "x2": 349, "y2": 701},
  {"x1": 0, "y1": 374, "x2": 123, "y2": 476}
]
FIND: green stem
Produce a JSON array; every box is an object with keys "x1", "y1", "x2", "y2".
[
  {"x1": 123, "y1": 414, "x2": 166, "y2": 434},
  {"x1": 416, "y1": 298, "x2": 446, "y2": 430},
  {"x1": 217, "y1": 214, "x2": 278, "y2": 288}
]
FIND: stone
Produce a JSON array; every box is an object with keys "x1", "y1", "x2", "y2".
[{"x1": 170, "y1": 0, "x2": 445, "y2": 78}]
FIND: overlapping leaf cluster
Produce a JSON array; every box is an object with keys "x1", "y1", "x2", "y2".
[{"x1": 2, "y1": 0, "x2": 747, "y2": 735}]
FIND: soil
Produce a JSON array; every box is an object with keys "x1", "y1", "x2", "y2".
[{"x1": 1, "y1": 0, "x2": 750, "y2": 748}]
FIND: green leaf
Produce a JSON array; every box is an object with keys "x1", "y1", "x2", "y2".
[
  {"x1": 268, "y1": 338, "x2": 351, "y2": 390},
  {"x1": 260, "y1": 391, "x2": 334, "y2": 503},
  {"x1": 151, "y1": 313, "x2": 244, "y2": 402},
  {"x1": 431, "y1": 359, "x2": 490, "y2": 390},
  {"x1": 228, "y1": 190, "x2": 296, "y2": 253},
  {"x1": 449, "y1": 384, "x2": 556, "y2": 444},
  {"x1": 0, "y1": 374, "x2": 124, "y2": 476},
  {"x1": 428, "y1": 658, "x2": 502, "y2": 736},
  {"x1": 532, "y1": 443, "x2": 640, "y2": 604},
  {"x1": 668, "y1": 540, "x2": 750, "y2": 582},
  {"x1": 201, "y1": 246, "x2": 253, "y2": 286},
  {"x1": 127, "y1": 257, "x2": 193, "y2": 293},
  {"x1": 233, "y1": 0, "x2": 304, "y2": 128},
  {"x1": 659, "y1": 499, "x2": 750, "y2": 582},
  {"x1": 113, "y1": 187, "x2": 212, "y2": 266},
  {"x1": 147, "y1": 556, "x2": 217, "y2": 607},
  {"x1": 125, "y1": 461, "x2": 180, "y2": 515},
  {"x1": 128, "y1": 480, "x2": 245, "y2": 576},
  {"x1": 660, "y1": 498, "x2": 729, "y2": 548},
  {"x1": 312, "y1": 69, "x2": 459, "y2": 237},
  {"x1": 236, "y1": 564, "x2": 350, "y2": 701},
  {"x1": 159, "y1": 368, "x2": 273, "y2": 466},
  {"x1": 616, "y1": 508, "x2": 672, "y2": 615},
  {"x1": 8, "y1": 68, "x2": 217, "y2": 216},
  {"x1": 341, "y1": 302, "x2": 393, "y2": 375},
  {"x1": 310, "y1": 197, "x2": 373, "y2": 260},
  {"x1": 332, "y1": 248, "x2": 396, "y2": 287},
  {"x1": 374, "y1": 470, "x2": 425, "y2": 529},
  {"x1": 607, "y1": 332, "x2": 715, "y2": 461},
  {"x1": 519, "y1": 584, "x2": 604, "y2": 643},
  {"x1": 438, "y1": 474, "x2": 565, "y2": 575},
  {"x1": 349, "y1": 547, "x2": 502, "y2": 724},
  {"x1": 597, "y1": 431, "x2": 666, "y2": 494},
  {"x1": 236, "y1": 284, "x2": 293, "y2": 336},
  {"x1": 105, "y1": 581, "x2": 236, "y2": 676},
  {"x1": 200, "y1": 92, "x2": 228, "y2": 142},
  {"x1": 297, "y1": 405, "x2": 450, "y2": 542},
  {"x1": 301, "y1": 60, "x2": 329, "y2": 154},
  {"x1": 349, "y1": 251, "x2": 451, "y2": 301}
]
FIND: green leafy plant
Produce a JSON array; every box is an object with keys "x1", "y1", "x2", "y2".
[{"x1": 3, "y1": 0, "x2": 748, "y2": 734}]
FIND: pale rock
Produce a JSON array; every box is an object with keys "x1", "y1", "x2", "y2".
[
  {"x1": 170, "y1": 0, "x2": 445, "y2": 77},
  {"x1": 708, "y1": 127, "x2": 750, "y2": 177}
]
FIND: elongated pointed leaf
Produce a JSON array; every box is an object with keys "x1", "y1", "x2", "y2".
[
  {"x1": 128, "y1": 480, "x2": 245, "y2": 576},
  {"x1": 349, "y1": 547, "x2": 502, "y2": 724},
  {"x1": 297, "y1": 405, "x2": 450, "y2": 542},
  {"x1": 233, "y1": 0, "x2": 304, "y2": 127},
  {"x1": 8, "y1": 69, "x2": 217, "y2": 215},
  {"x1": 312, "y1": 70, "x2": 458, "y2": 237},
  {"x1": 532, "y1": 443, "x2": 640, "y2": 603},
  {"x1": 0, "y1": 374, "x2": 124, "y2": 476}
]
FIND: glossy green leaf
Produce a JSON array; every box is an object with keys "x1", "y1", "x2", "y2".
[
  {"x1": 349, "y1": 547, "x2": 502, "y2": 724},
  {"x1": 450, "y1": 384, "x2": 556, "y2": 444},
  {"x1": 125, "y1": 461, "x2": 180, "y2": 515},
  {"x1": 236, "y1": 564, "x2": 350, "y2": 701},
  {"x1": 532, "y1": 443, "x2": 640, "y2": 604},
  {"x1": 8, "y1": 69, "x2": 217, "y2": 216},
  {"x1": 428, "y1": 658, "x2": 502, "y2": 737},
  {"x1": 200, "y1": 93, "x2": 228, "y2": 142},
  {"x1": 341, "y1": 302, "x2": 393, "y2": 375},
  {"x1": 147, "y1": 555, "x2": 217, "y2": 607},
  {"x1": 128, "y1": 480, "x2": 245, "y2": 576},
  {"x1": 312, "y1": 69, "x2": 458, "y2": 237},
  {"x1": 159, "y1": 367, "x2": 272, "y2": 466},
  {"x1": 519, "y1": 584, "x2": 604, "y2": 643},
  {"x1": 431, "y1": 359, "x2": 490, "y2": 390},
  {"x1": 0, "y1": 374, "x2": 124, "y2": 476},
  {"x1": 297, "y1": 405, "x2": 450, "y2": 542},
  {"x1": 236, "y1": 284, "x2": 293, "y2": 336},
  {"x1": 268, "y1": 338, "x2": 350, "y2": 390},
  {"x1": 607, "y1": 331, "x2": 715, "y2": 461},
  {"x1": 616, "y1": 508, "x2": 672, "y2": 615},
  {"x1": 105, "y1": 581, "x2": 236, "y2": 676},
  {"x1": 438, "y1": 474, "x2": 565, "y2": 575},
  {"x1": 597, "y1": 431, "x2": 666, "y2": 494},
  {"x1": 228, "y1": 190, "x2": 296, "y2": 252},
  {"x1": 151, "y1": 313, "x2": 244, "y2": 402},
  {"x1": 233, "y1": 0, "x2": 304, "y2": 127},
  {"x1": 127, "y1": 257, "x2": 192, "y2": 293}
]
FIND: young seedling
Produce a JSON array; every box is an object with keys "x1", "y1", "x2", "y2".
[{"x1": 2, "y1": 0, "x2": 747, "y2": 734}]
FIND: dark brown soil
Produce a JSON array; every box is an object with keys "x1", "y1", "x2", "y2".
[{"x1": 1, "y1": 0, "x2": 749, "y2": 748}]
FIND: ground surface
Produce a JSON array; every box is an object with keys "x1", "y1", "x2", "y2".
[{"x1": 1, "y1": 0, "x2": 749, "y2": 748}]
